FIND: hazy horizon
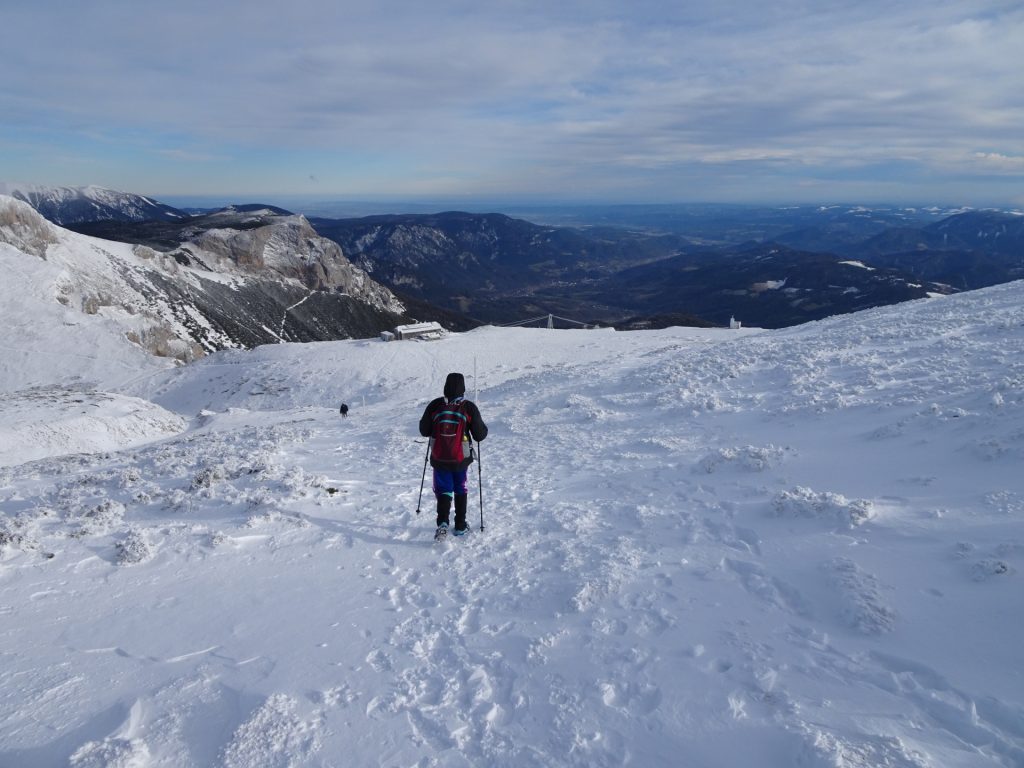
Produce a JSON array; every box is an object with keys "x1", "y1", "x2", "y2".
[{"x1": 155, "y1": 193, "x2": 1013, "y2": 218}]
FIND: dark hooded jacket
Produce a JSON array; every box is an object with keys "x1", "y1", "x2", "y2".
[{"x1": 419, "y1": 373, "x2": 488, "y2": 470}]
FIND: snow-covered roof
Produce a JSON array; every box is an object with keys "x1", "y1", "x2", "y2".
[{"x1": 395, "y1": 321, "x2": 444, "y2": 334}]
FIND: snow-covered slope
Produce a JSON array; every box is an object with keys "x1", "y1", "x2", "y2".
[
  {"x1": 0, "y1": 195, "x2": 204, "y2": 380},
  {"x1": 1, "y1": 282, "x2": 1023, "y2": 766},
  {"x1": 0, "y1": 182, "x2": 186, "y2": 225},
  {"x1": 0, "y1": 195, "x2": 407, "y2": 374}
]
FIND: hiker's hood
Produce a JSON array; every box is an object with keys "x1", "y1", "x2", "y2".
[{"x1": 444, "y1": 372, "x2": 466, "y2": 401}]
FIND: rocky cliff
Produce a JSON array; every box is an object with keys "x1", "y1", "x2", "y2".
[{"x1": 1, "y1": 196, "x2": 410, "y2": 364}]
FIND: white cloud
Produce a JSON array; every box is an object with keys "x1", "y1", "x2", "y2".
[
  {"x1": 972, "y1": 152, "x2": 1024, "y2": 171},
  {"x1": 2, "y1": 0, "x2": 1023, "y2": 200}
]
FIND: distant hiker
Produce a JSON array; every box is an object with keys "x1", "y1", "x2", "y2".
[
  {"x1": 419, "y1": 372, "x2": 488, "y2": 539},
  {"x1": 339, "y1": 403, "x2": 349, "y2": 417}
]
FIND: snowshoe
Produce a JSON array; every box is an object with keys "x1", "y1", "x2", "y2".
[{"x1": 434, "y1": 523, "x2": 449, "y2": 542}]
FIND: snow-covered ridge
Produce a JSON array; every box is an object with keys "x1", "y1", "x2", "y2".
[
  {"x1": 0, "y1": 195, "x2": 218, "y2": 369},
  {"x1": 1, "y1": 196, "x2": 182, "y2": 385},
  {"x1": 0, "y1": 182, "x2": 184, "y2": 225},
  {"x1": 0, "y1": 195, "x2": 407, "y2": 380}
]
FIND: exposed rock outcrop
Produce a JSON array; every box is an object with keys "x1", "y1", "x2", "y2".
[
  {"x1": 187, "y1": 214, "x2": 403, "y2": 313},
  {"x1": 0, "y1": 195, "x2": 60, "y2": 258},
  {"x1": 0, "y1": 195, "x2": 411, "y2": 365}
]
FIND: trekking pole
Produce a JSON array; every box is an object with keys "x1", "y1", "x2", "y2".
[
  {"x1": 473, "y1": 356, "x2": 485, "y2": 531},
  {"x1": 477, "y1": 439, "x2": 485, "y2": 531},
  {"x1": 415, "y1": 438, "x2": 431, "y2": 515}
]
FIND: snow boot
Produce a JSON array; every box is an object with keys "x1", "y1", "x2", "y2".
[
  {"x1": 453, "y1": 493, "x2": 468, "y2": 535},
  {"x1": 436, "y1": 494, "x2": 452, "y2": 527}
]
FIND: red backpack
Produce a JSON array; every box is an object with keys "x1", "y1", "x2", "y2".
[{"x1": 431, "y1": 401, "x2": 470, "y2": 463}]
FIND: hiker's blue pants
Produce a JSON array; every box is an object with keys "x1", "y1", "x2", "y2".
[{"x1": 433, "y1": 469, "x2": 468, "y2": 498}]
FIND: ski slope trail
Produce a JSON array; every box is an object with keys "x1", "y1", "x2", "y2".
[{"x1": 2, "y1": 283, "x2": 1024, "y2": 766}]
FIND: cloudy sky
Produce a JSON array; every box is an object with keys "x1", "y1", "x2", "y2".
[{"x1": 3, "y1": 0, "x2": 1023, "y2": 205}]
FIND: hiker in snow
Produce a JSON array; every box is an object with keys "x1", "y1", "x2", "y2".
[
  {"x1": 339, "y1": 403, "x2": 349, "y2": 417},
  {"x1": 419, "y1": 372, "x2": 488, "y2": 538}
]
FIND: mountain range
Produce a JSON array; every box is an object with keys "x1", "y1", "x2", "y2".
[
  {"x1": 814, "y1": 210, "x2": 1024, "y2": 291},
  {"x1": 6, "y1": 183, "x2": 1024, "y2": 336},
  {"x1": 310, "y1": 211, "x2": 958, "y2": 328}
]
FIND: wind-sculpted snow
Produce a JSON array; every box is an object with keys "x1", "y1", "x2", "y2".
[
  {"x1": 1, "y1": 282, "x2": 1023, "y2": 766},
  {"x1": 772, "y1": 486, "x2": 875, "y2": 527},
  {"x1": 0, "y1": 388, "x2": 186, "y2": 467}
]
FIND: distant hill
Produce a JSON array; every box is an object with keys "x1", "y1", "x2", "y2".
[
  {"x1": 310, "y1": 211, "x2": 693, "y2": 324},
  {"x1": 846, "y1": 211, "x2": 1024, "y2": 260},
  {"x1": 828, "y1": 211, "x2": 1024, "y2": 290},
  {"x1": 927, "y1": 210, "x2": 1024, "y2": 256},
  {"x1": 0, "y1": 183, "x2": 186, "y2": 225},
  {"x1": 580, "y1": 243, "x2": 952, "y2": 329},
  {"x1": 510, "y1": 202, "x2": 952, "y2": 244},
  {"x1": 309, "y1": 211, "x2": 954, "y2": 329}
]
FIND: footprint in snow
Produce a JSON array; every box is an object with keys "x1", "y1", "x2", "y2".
[
  {"x1": 366, "y1": 648, "x2": 393, "y2": 672},
  {"x1": 374, "y1": 548, "x2": 395, "y2": 570},
  {"x1": 313, "y1": 684, "x2": 356, "y2": 709},
  {"x1": 220, "y1": 693, "x2": 319, "y2": 768},
  {"x1": 457, "y1": 605, "x2": 481, "y2": 635}
]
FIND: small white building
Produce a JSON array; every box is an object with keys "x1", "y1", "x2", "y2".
[
  {"x1": 393, "y1": 321, "x2": 445, "y2": 340},
  {"x1": 729, "y1": 316, "x2": 742, "y2": 329},
  {"x1": 380, "y1": 331, "x2": 396, "y2": 342}
]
